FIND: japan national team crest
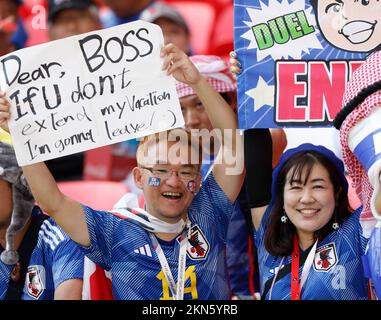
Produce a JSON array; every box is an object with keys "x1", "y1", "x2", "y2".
[
  {"x1": 25, "y1": 265, "x2": 46, "y2": 299},
  {"x1": 178, "y1": 224, "x2": 209, "y2": 260},
  {"x1": 313, "y1": 243, "x2": 338, "y2": 272}
]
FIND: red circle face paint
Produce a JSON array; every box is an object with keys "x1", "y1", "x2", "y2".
[{"x1": 187, "y1": 180, "x2": 197, "y2": 193}]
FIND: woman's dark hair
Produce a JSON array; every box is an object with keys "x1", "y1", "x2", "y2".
[{"x1": 264, "y1": 151, "x2": 353, "y2": 256}]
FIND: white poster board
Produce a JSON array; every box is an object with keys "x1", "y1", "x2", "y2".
[{"x1": 0, "y1": 21, "x2": 184, "y2": 165}]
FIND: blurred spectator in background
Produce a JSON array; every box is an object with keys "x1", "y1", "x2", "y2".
[
  {"x1": 0, "y1": 0, "x2": 26, "y2": 166},
  {"x1": 100, "y1": 0, "x2": 153, "y2": 28},
  {"x1": 45, "y1": 0, "x2": 102, "y2": 180},
  {"x1": 177, "y1": 55, "x2": 237, "y2": 178},
  {"x1": 0, "y1": 0, "x2": 28, "y2": 56},
  {"x1": 0, "y1": 128, "x2": 11, "y2": 144},
  {"x1": 140, "y1": 2, "x2": 191, "y2": 55},
  {"x1": 47, "y1": 0, "x2": 101, "y2": 40},
  {"x1": 120, "y1": 1, "x2": 192, "y2": 190}
]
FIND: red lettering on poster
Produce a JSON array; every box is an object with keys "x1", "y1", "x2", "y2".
[
  {"x1": 308, "y1": 61, "x2": 347, "y2": 122},
  {"x1": 349, "y1": 61, "x2": 363, "y2": 75},
  {"x1": 275, "y1": 60, "x2": 364, "y2": 125},
  {"x1": 276, "y1": 62, "x2": 307, "y2": 122}
]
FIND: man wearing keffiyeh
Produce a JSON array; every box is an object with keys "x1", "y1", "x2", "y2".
[{"x1": 333, "y1": 50, "x2": 381, "y2": 298}]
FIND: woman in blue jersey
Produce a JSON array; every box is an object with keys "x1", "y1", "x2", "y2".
[
  {"x1": 230, "y1": 50, "x2": 376, "y2": 300},
  {"x1": 246, "y1": 130, "x2": 369, "y2": 300}
]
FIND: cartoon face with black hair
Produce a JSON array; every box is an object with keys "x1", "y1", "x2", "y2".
[{"x1": 310, "y1": 0, "x2": 381, "y2": 52}]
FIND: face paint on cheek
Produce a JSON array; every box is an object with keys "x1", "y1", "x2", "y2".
[
  {"x1": 148, "y1": 177, "x2": 161, "y2": 187},
  {"x1": 187, "y1": 180, "x2": 197, "y2": 194}
]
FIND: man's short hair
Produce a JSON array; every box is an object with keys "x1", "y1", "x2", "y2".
[{"x1": 136, "y1": 128, "x2": 203, "y2": 167}]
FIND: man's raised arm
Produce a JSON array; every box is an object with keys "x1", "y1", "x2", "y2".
[
  {"x1": 161, "y1": 44, "x2": 245, "y2": 203},
  {"x1": 0, "y1": 92, "x2": 90, "y2": 246}
]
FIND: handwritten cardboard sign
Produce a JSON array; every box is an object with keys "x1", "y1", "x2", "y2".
[
  {"x1": 0, "y1": 20, "x2": 184, "y2": 165},
  {"x1": 233, "y1": 0, "x2": 379, "y2": 128}
]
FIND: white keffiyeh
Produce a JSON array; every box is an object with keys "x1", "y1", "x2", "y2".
[{"x1": 112, "y1": 193, "x2": 187, "y2": 234}]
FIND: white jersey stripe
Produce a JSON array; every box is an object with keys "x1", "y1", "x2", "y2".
[
  {"x1": 39, "y1": 231, "x2": 56, "y2": 250},
  {"x1": 144, "y1": 244, "x2": 152, "y2": 257},
  {"x1": 44, "y1": 220, "x2": 65, "y2": 241},
  {"x1": 40, "y1": 224, "x2": 60, "y2": 246}
]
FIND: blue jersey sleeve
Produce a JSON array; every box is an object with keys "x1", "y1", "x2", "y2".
[
  {"x1": 80, "y1": 206, "x2": 119, "y2": 271},
  {"x1": 23, "y1": 217, "x2": 84, "y2": 300},
  {"x1": 190, "y1": 172, "x2": 236, "y2": 241},
  {"x1": 226, "y1": 205, "x2": 252, "y2": 296},
  {"x1": 254, "y1": 204, "x2": 272, "y2": 250},
  {"x1": 45, "y1": 219, "x2": 84, "y2": 289},
  {"x1": 365, "y1": 222, "x2": 381, "y2": 297},
  {"x1": 341, "y1": 207, "x2": 367, "y2": 256}
]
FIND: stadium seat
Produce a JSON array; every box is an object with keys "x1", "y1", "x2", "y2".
[
  {"x1": 164, "y1": 1, "x2": 216, "y2": 54},
  {"x1": 210, "y1": 4, "x2": 234, "y2": 60},
  {"x1": 57, "y1": 180, "x2": 128, "y2": 211},
  {"x1": 83, "y1": 145, "x2": 137, "y2": 181}
]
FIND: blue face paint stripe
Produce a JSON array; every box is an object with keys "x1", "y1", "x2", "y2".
[{"x1": 148, "y1": 177, "x2": 161, "y2": 187}]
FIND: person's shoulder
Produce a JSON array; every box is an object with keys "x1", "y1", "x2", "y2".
[
  {"x1": 199, "y1": 172, "x2": 226, "y2": 196},
  {"x1": 99, "y1": 8, "x2": 117, "y2": 28},
  {"x1": 191, "y1": 173, "x2": 219, "y2": 206},
  {"x1": 342, "y1": 206, "x2": 363, "y2": 227},
  {"x1": 190, "y1": 173, "x2": 235, "y2": 223},
  {"x1": 333, "y1": 206, "x2": 365, "y2": 242},
  {"x1": 82, "y1": 205, "x2": 114, "y2": 220},
  {"x1": 105, "y1": 209, "x2": 151, "y2": 237}
]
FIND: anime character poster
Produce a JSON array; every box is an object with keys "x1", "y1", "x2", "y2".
[{"x1": 234, "y1": 0, "x2": 381, "y2": 129}]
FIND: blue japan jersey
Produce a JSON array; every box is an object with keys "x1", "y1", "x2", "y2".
[
  {"x1": 364, "y1": 222, "x2": 381, "y2": 298},
  {"x1": 226, "y1": 205, "x2": 252, "y2": 296},
  {"x1": 81, "y1": 173, "x2": 235, "y2": 300},
  {"x1": 255, "y1": 206, "x2": 368, "y2": 300},
  {"x1": 0, "y1": 207, "x2": 84, "y2": 300},
  {"x1": 203, "y1": 158, "x2": 252, "y2": 297}
]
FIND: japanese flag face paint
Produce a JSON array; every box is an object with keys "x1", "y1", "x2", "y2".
[
  {"x1": 187, "y1": 180, "x2": 197, "y2": 194},
  {"x1": 148, "y1": 177, "x2": 161, "y2": 187}
]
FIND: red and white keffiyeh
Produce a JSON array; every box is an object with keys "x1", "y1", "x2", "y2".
[
  {"x1": 176, "y1": 55, "x2": 236, "y2": 98},
  {"x1": 339, "y1": 51, "x2": 381, "y2": 224}
]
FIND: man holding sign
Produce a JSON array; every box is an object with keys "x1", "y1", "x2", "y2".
[
  {"x1": 0, "y1": 20, "x2": 184, "y2": 166},
  {"x1": 0, "y1": 37, "x2": 244, "y2": 300}
]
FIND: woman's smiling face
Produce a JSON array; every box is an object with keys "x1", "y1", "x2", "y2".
[{"x1": 283, "y1": 163, "x2": 336, "y2": 237}]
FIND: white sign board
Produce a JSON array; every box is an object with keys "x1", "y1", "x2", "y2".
[{"x1": 0, "y1": 21, "x2": 184, "y2": 165}]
